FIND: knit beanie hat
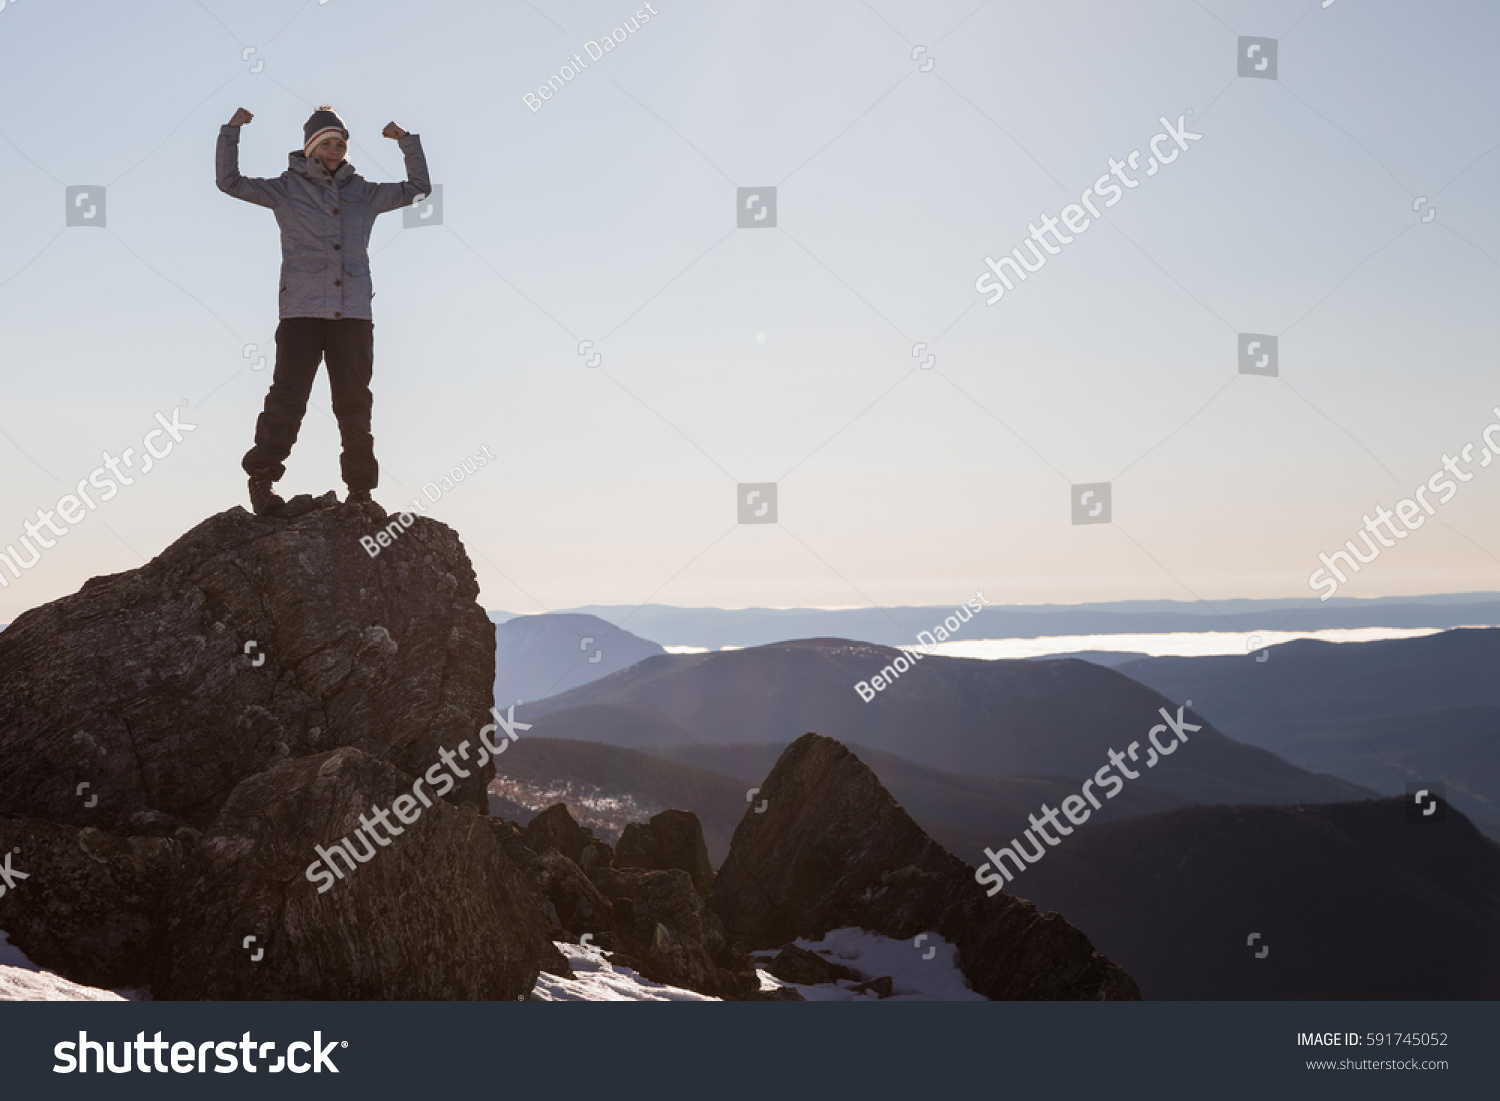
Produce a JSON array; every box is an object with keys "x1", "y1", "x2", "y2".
[{"x1": 303, "y1": 105, "x2": 349, "y2": 158}]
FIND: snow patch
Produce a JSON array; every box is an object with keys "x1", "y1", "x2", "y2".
[
  {"x1": 0, "y1": 931, "x2": 127, "y2": 1002},
  {"x1": 755, "y1": 927, "x2": 985, "y2": 1002},
  {"x1": 531, "y1": 941, "x2": 720, "y2": 1001}
]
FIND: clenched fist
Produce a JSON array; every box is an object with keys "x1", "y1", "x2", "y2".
[
  {"x1": 382, "y1": 122, "x2": 408, "y2": 140},
  {"x1": 228, "y1": 107, "x2": 254, "y2": 127}
]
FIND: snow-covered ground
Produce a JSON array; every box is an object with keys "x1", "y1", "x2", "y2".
[
  {"x1": 755, "y1": 928, "x2": 985, "y2": 1002},
  {"x1": 533, "y1": 928, "x2": 984, "y2": 1001},
  {"x1": 0, "y1": 931, "x2": 128, "y2": 1002},
  {"x1": 531, "y1": 940, "x2": 719, "y2": 1001},
  {"x1": 3, "y1": 925, "x2": 981, "y2": 1003}
]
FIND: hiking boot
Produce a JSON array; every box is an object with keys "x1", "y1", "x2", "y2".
[
  {"x1": 248, "y1": 475, "x2": 285, "y2": 517},
  {"x1": 346, "y1": 488, "x2": 386, "y2": 518}
]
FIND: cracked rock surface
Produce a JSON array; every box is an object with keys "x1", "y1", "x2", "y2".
[
  {"x1": 0, "y1": 817, "x2": 182, "y2": 989},
  {"x1": 0, "y1": 501, "x2": 496, "y2": 835},
  {"x1": 154, "y1": 747, "x2": 557, "y2": 999}
]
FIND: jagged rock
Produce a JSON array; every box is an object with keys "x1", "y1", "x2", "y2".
[
  {"x1": 765, "y1": 943, "x2": 862, "y2": 985},
  {"x1": 710, "y1": 733, "x2": 1140, "y2": 1000},
  {"x1": 520, "y1": 803, "x2": 613, "y2": 868},
  {"x1": 0, "y1": 503, "x2": 496, "y2": 836},
  {"x1": 538, "y1": 850, "x2": 616, "y2": 934},
  {"x1": 851, "y1": 975, "x2": 894, "y2": 998},
  {"x1": 154, "y1": 747, "x2": 554, "y2": 999},
  {"x1": 588, "y1": 865, "x2": 758, "y2": 999},
  {"x1": 0, "y1": 818, "x2": 181, "y2": 990},
  {"x1": 615, "y1": 809, "x2": 715, "y2": 897}
]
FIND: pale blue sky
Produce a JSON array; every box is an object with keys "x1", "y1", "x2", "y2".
[{"x1": 2, "y1": 0, "x2": 1498, "y2": 621}]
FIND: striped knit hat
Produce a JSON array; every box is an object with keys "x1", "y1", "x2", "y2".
[{"x1": 303, "y1": 105, "x2": 349, "y2": 159}]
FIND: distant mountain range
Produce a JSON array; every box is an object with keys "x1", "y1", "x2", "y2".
[
  {"x1": 486, "y1": 736, "x2": 1500, "y2": 999},
  {"x1": 491, "y1": 737, "x2": 1187, "y2": 864},
  {"x1": 1118, "y1": 629, "x2": 1500, "y2": 837},
  {"x1": 517, "y1": 638, "x2": 1372, "y2": 808},
  {"x1": 492, "y1": 594, "x2": 1500, "y2": 649},
  {"x1": 492, "y1": 613, "x2": 664, "y2": 710}
]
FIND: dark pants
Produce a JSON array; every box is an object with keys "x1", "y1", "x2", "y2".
[{"x1": 241, "y1": 318, "x2": 378, "y2": 490}]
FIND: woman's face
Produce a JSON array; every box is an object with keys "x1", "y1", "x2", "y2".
[{"x1": 312, "y1": 136, "x2": 347, "y2": 171}]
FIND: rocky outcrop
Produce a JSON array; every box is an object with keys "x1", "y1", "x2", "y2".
[
  {"x1": 615, "y1": 809, "x2": 715, "y2": 897},
  {"x1": 710, "y1": 733, "x2": 1140, "y2": 1000},
  {"x1": 155, "y1": 747, "x2": 555, "y2": 999},
  {"x1": 498, "y1": 803, "x2": 755, "y2": 999},
  {"x1": 0, "y1": 818, "x2": 181, "y2": 989},
  {"x1": 522, "y1": 803, "x2": 614, "y2": 870},
  {"x1": 765, "y1": 943, "x2": 861, "y2": 985},
  {"x1": 0, "y1": 502, "x2": 496, "y2": 837},
  {"x1": 589, "y1": 865, "x2": 758, "y2": 1000}
]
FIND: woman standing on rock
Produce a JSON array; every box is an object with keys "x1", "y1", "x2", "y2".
[{"x1": 215, "y1": 105, "x2": 431, "y2": 516}]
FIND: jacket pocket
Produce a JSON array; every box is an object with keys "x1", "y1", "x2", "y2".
[
  {"x1": 342, "y1": 259, "x2": 373, "y2": 300},
  {"x1": 284, "y1": 256, "x2": 327, "y2": 273}
]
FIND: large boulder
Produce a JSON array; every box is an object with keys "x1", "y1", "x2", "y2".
[
  {"x1": 615, "y1": 809, "x2": 715, "y2": 897},
  {"x1": 0, "y1": 818, "x2": 181, "y2": 989},
  {"x1": 0, "y1": 502, "x2": 496, "y2": 836},
  {"x1": 589, "y1": 865, "x2": 758, "y2": 999},
  {"x1": 154, "y1": 746, "x2": 555, "y2": 999},
  {"x1": 710, "y1": 733, "x2": 1140, "y2": 1000},
  {"x1": 521, "y1": 803, "x2": 613, "y2": 869}
]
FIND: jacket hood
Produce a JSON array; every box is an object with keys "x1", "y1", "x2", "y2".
[{"x1": 288, "y1": 149, "x2": 355, "y2": 182}]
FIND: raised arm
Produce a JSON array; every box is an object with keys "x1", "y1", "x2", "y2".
[
  {"x1": 216, "y1": 108, "x2": 286, "y2": 209},
  {"x1": 367, "y1": 123, "x2": 431, "y2": 214}
]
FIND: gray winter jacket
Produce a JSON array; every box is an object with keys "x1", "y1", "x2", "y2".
[{"x1": 215, "y1": 124, "x2": 430, "y2": 320}]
